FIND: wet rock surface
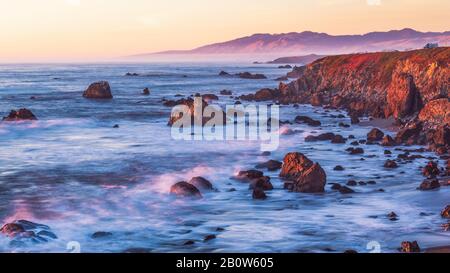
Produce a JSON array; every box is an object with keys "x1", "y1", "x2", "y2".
[
  {"x1": 2, "y1": 109, "x2": 38, "y2": 121},
  {"x1": 280, "y1": 152, "x2": 327, "y2": 193},
  {"x1": 0, "y1": 220, "x2": 57, "y2": 247},
  {"x1": 83, "y1": 81, "x2": 113, "y2": 99},
  {"x1": 170, "y1": 182, "x2": 203, "y2": 199}
]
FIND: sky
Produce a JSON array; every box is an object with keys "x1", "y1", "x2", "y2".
[{"x1": 0, "y1": 0, "x2": 449, "y2": 62}]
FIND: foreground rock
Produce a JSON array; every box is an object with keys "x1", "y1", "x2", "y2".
[
  {"x1": 2, "y1": 109, "x2": 37, "y2": 121},
  {"x1": 83, "y1": 81, "x2": 113, "y2": 99},
  {"x1": 401, "y1": 241, "x2": 421, "y2": 253},
  {"x1": 188, "y1": 177, "x2": 214, "y2": 191},
  {"x1": 279, "y1": 152, "x2": 327, "y2": 193},
  {"x1": 367, "y1": 128, "x2": 384, "y2": 142},
  {"x1": 1, "y1": 220, "x2": 57, "y2": 246},
  {"x1": 170, "y1": 182, "x2": 202, "y2": 199}
]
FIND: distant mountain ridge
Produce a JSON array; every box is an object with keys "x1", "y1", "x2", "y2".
[{"x1": 139, "y1": 28, "x2": 450, "y2": 57}]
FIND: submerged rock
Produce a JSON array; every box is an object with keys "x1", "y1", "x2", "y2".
[
  {"x1": 91, "y1": 231, "x2": 113, "y2": 239},
  {"x1": 255, "y1": 160, "x2": 283, "y2": 171},
  {"x1": 252, "y1": 188, "x2": 267, "y2": 200},
  {"x1": 279, "y1": 152, "x2": 327, "y2": 193},
  {"x1": 0, "y1": 220, "x2": 57, "y2": 246},
  {"x1": 384, "y1": 160, "x2": 399, "y2": 169},
  {"x1": 2, "y1": 109, "x2": 38, "y2": 121},
  {"x1": 418, "y1": 179, "x2": 440, "y2": 191},
  {"x1": 142, "y1": 88, "x2": 150, "y2": 95},
  {"x1": 220, "y1": 90, "x2": 232, "y2": 95},
  {"x1": 295, "y1": 116, "x2": 321, "y2": 127},
  {"x1": 339, "y1": 186, "x2": 355, "y2": 194},
  {"x1": 83, "y1": 81, "x2": 113, "y2": 99},
  {"x1": 170, "y1": 182, "x2": 202, "y2": 199}
]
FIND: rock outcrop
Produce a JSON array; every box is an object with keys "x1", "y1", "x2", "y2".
[
  {"x1": 2, "y1": 109, "x2": 37, "y2": 121},
  {"x1": 83, "y1": 81, "x2": 113, "y2": 99},
  {"x1": 170, "y1": 182, "x2": 203, "y2": 199},
  {"x1": 279, "y1": 152, "x2": 326, "y2": 193},
  {"x1": 1, "y1": 220, "x2": 57, "y2": 246}
]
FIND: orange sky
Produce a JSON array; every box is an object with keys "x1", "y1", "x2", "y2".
[{"x1": 0, "y1": 0, "x2": 449, "y2": 62}]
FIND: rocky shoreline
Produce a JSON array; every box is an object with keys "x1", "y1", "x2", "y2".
[{"x1": 239, "y1": 47, "x2": 449, "y2": 154}]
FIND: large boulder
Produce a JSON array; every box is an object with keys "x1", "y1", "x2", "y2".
[
  {"x1": 279, "y1": 152, "x2": 326, "y2": 193},
  {"x1": 170, "y1": 182, "x2": 202, "y2": 199},
  {"x1": 2, "y1": 109, "x2": 37, "y2": 121},
  {"x1": 83, "y1": 81, "x2": 113, "y2": 99}
]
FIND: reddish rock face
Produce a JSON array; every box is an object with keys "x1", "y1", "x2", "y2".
[
  {"x1": 280, "y1": 152, "x2": 314, "y2": 180},
  {"x1": 386, "y1": 72, "x2": 422, "y2": 119},
  {"x1": 310, "y1": 94, "x2": 323, "y2": 106},
  {"x1": 2, "y1": 109, "x2": 37, "y2": 121},
  {"x1": 170, "y1": 182, "x2": 202, "y2": 199},
  {"x1": 418, "y1": 98, "x2": 450, "y2": 126},
  {"x1": 83, "y1": 81, "x2": 113, "y2": 99},
  {"x1": 280, "y1": 153, "x2": 326, "y2": 193}
]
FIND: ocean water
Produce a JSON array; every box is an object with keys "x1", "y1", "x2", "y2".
[{"x1": 0, "y1": 63, "x2": 448, "y2": 253}]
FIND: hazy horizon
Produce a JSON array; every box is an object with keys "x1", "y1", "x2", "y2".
[{"x1": 1, "y1": 0, "x2": 449, "y2": 62}]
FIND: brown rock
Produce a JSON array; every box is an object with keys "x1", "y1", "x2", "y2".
[
  {"x1": 2, "y1": 109, "x2": 37, "y2": 121},
  {"x1": 142, "y1": 88, "x2": 150, "y2": 95},
  {"x1": 422, "y1": 161, "x2": 440, "y2": 177},
  {"x1": 279, "y1": 152, "x2": 314, "y2": 180},
  {"x1": 339, "y1": 186, "x2": 355, "y2": 194},
  {"x1": 252, "y1": 188, "x2": 267, "y2": 200},
  {"x1": 305, "y1": 133, "x2": 335, "y2": 142},
  {"x1": 279, "y1": 152, "x2": 326, "y2": 193},
  {"x1": 295, "y1": 116, "x2": 321, "y2": 127},
  {"x1": 367, "y1": 128, "x2": 385, "y2": 142},
  {"x1": 220, "y1": 90, "x2": 232, "y2": 95},
  {"x1": 294, "y1": 163, "x2": 327, "y2": 193},
  {"x1": 235, "y1": 170, "x2": 264, "y2": 182},
  {"x1": 170, "y1": 182, "x2": 202, "y2": 199},
  {"x1": 310, "y1": 94, "x2": 323, "y2": 106},
  {"x1": 237, "y1": 72, "x2": 267, "y2": 80},
  {"x1": 83, "y1": 81, "x2": 113, "y2": 99},
  {"x1": 401, "y1": 241, "x2": 421, "y2": 253},
  {"x1": 384, "y1": 160, "x2": 399, "y2": 168},
  {"x1": 255, "y1": 160, "x2": 283, "y2": 171},
  {"x1": 331, "y1": 134, "x2": 346, "y2": 144},
  {"x1": 249, "y1": 176, "x2": 274, "y2": 191},
  {"x1": 442, "y1": 205, "x2": 450, "y2": 218},
  {"x1": 188, "y1": 177, "x2": 214, "y2": 191},
  {"x1": 381, "y1": 135, "x2": 396, "y2": 146},
  {"x1": 418, "y1": 179, "x2": 441, "y2": 191}
]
